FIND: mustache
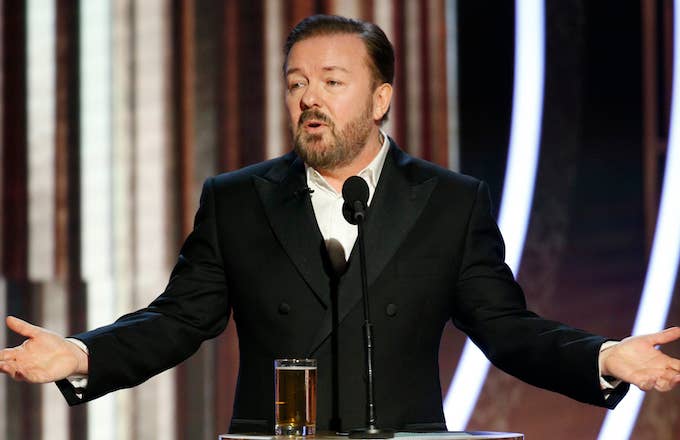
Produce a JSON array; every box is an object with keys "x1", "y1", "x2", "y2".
[{"x1": 298, "y1": 110, "x2": 333, "y2": 127}]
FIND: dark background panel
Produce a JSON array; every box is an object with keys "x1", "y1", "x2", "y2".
[
  {"x1": 459, "y1": 1, "x2": 679, "y2": 438},
  {"x1": 457, "y1": 1, "x2": 514, "y2": 212}
]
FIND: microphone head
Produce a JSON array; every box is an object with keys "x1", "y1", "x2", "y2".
[
  {"x1": 342, "y1": 176, "x2": 369, "y2": 225},
  {"x1": 342, "y1": 176, "x2": 369, "y2": 205}
]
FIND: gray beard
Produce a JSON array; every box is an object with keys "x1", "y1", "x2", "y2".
[{"x1": 293, "y1": 105, "x2": 373, "y2": 171}]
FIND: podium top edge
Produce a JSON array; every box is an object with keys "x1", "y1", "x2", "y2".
[{"x1": 218, "y1": 432, "x2": 524, "y2": 440}]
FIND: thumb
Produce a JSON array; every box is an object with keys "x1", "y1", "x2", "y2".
[
  {"x1": 6, "y1": 316, "x2": 41, "y2": 339},
  {"x1": 646, "y1": 327, "x2": 680, "y2": 346}
]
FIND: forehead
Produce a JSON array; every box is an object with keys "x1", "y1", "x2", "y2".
[{"x1": 285, "y1": 33, "x2": 370, "y2": 76}]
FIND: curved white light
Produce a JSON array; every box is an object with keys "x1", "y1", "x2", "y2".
[
  {"x1": 444, "y1": 0, "x2": 545, "y2": 429},
  {"x1": 597, "y1": 2, "x2": 680, "y2": 439}
]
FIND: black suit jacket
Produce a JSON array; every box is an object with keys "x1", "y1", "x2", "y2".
[{"x1": 57, "y1": 141, "x2": 627, "y2": 432}]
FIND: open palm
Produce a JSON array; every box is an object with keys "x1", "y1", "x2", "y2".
[
  {"x1": 600, "y1": 327, "x2": 680, "y2": 392},
  {"x1": 0, "y1": 316, "x2": 87, "y2": 383}
]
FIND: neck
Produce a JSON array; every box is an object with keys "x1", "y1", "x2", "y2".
[{"x1": 316, "y1": 129, "x2": 384, "y2": 192}]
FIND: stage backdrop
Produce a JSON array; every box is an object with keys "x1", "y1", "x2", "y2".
[{"x1": 1, "y1": 1, "x2": 679, "y2": 440}]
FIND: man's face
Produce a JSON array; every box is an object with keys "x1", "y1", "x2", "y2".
[{"x1": 285, "y1": 34, "x2": 378, "y2": 171}]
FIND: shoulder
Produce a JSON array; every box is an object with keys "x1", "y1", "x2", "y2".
[
  {"x1": 191, "y1": 152, "x2": 300, "y2": 212},
  {"x1": 388, "y1": 140, "x2": 482, "y2": 193},
  {"x1": 386, "y1": 140, "x2": 494, "y2": 216},
  {"x1": 200, "y1": 151, "x2": 298, "y2": 196},
  {"x1": 212, "y1": 152, "x2": 296, "y2": 185}
]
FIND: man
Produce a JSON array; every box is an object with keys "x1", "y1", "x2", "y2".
[{"x1": 1, "y1": 14, "x2": 680, "y2": 433}]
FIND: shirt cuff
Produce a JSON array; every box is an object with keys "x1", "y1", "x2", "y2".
[
  {"x1": 65, "y1": 338, "x2": 89, "y2": 398},
  {"x1": 599, "y1": 340, "x2": 622, "y2": 393}
]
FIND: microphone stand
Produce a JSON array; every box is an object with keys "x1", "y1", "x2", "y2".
[{"x1": 349, "y1": 204, "x2": 394, "y2": 439}]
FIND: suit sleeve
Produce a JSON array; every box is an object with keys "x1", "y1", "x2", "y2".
[
  {"x1": 451, "y1": 180, "x2": 628, "y2": 408},
  {"x1": 57, "y1": 177, "x2": 231, "y2": 405}
]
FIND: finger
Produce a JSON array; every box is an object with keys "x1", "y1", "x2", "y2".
[
  {"x1": 649, "y1": 352, "x2": 680, "y2": 373},
  {"x1": 0, "y1": 347, "x2": 18, "y2": 361},
  {"x1": 654, "y1": 375, "x2": 673, "y2": 392},
  {"x1": 671, "y1": 374, "x2": 680, "y2": 388},
  {"x1": 631, "y1": 369, "x2": 665, "y2": 391},
  {"x1": 668, "y1": 357, "x2": 680, "y2": 372},
  {"x1": 6, "y1": 316, "x2": 40, "y2": 339},
  {"x1": 647, "y1": 327, "x2": 680, "y2": 346},
  {"x1": 638, "y1": 379, "x2": 655, "y2": 391},
  {"x1": 653, "y1": 372, "x2": 680, "y2": 392},
  {"x1": 0, "y1": 362, "x2": 22, "y2": 381},
  {"x1": 657, "y1": 374, "x2": 680, "y2": 392}
]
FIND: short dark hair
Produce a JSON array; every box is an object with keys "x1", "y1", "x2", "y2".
[{"x1": 283, "y1": 14, "x2": 395, "y2": 88}]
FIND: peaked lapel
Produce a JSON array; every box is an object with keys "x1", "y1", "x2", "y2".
[
  {"x1": 253, "y1": 154, "x2": 331, "y2": 308},
  {"x1": 308, "y1": 142, "x2": 438, "y2": 355}
]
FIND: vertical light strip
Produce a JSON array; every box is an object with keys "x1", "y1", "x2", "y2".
[
  {"x1": 41, "y1": 283, "x2": 68, "y2": 440},
  {"x1": 27, "y1": 0, "x2": 56, "y2": 281},
  {"x1": 132, "y1": 1, "x2": 174, "y2": 438},
  {"x1": 79, "y1": 1, "x2": 117, "y2": 440},
  {"x1": 265, "y1": 0, "x2": 284, "y2": 159},
  {"x1": 331, "y1": 0, "x2": 361, "y2": 18},
  {"x1": 27, "y1": 1, "x2": 65, "y2": 439},
  {"x1": 496, "y1": 0, "x2": 545, "y2": 274},
  {"x1": 80, "y1": 0, "x2": 115, "y2": 326},
  {"x1": 373, "y1": 0, "x2": 394, "y2": 136},
  {"x1": 445, "y1": 0, "x2": 460, "y2": 172},
  {"x1": 111, "y1": 0, "x2": 135, "y2": 437},
  {"x1": 597, "y1": 2, "x2": 680, "y2": 438},
  {"x1": 404, "y1": 0, "x2": 422, "y2": 157},
  {"x1": 373, "y1": 0, "x2": 393, "y2": 40},
  {"x1": 444, "y1": 0, "x2": 545, "y2": 429},
  {"x1": 112, "y1": 0, "x2": 134, "y2": 327},
  {"x1": 427, "y1": 0, "x2": 447, "y2": 166}
]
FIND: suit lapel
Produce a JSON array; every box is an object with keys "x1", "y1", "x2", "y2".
[
  {"x1": 308, "y1": 143, "x2": 438, "y2": 354},
  {"x1": 253, "y1": 155, "x2": 331, "y2": 308}
]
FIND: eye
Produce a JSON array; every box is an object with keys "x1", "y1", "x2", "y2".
[
  {"x1": 326, "y1": 79, "x2": 341, "y2": 87},
  {"x1": 288, "y1": 80, "x2": 306, "y2": 91}
]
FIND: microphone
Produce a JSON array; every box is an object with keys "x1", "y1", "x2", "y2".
[
  {"x1": 342, "y1": 176, "x2": 394, "y2": 439},
  {"x1": 293, "y1": 186, "x2": 315, "y2": 199},
  {"x1": 342, "y1": 176, "x2": 369, "y2": 224}
]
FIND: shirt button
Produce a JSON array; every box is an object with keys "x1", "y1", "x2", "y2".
[
  {"x1": 386, "y1": 303, "x2": 397, "y2": 317},
  {"x1": 278, "y1": 302, "x2": 291, "y2": 315}
]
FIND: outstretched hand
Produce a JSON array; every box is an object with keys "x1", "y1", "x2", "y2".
[
  {"x1": 0, "y1": 316, "x2": 88, "y2": 383},
  {"x1": 600, "y1": 327, "x2": 680, "y2": 392}
]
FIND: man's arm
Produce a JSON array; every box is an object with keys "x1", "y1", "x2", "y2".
[
  {"x1": 0, "y1": 177, "x2": 230, "y2": 404},
  {"x1": 454, "y1": 181, "x2": 680, "y2": 403},
  {"x1": 54, "y1": 176, "x2": 230, "y2": 404}
]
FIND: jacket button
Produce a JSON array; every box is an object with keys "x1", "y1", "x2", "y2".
[
  {"x1": 278, "y1": 302, "x2": 291, "y2": 315},
  {"x1": 386, "y1": 303, "x2": 397, "y2": 317}
]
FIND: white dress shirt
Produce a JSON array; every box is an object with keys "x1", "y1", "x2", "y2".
[{"x1": 305, "y1": 130, "x2": 389, "y2": 274}]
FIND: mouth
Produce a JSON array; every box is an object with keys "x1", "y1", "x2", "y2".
[
  {"x1": 303, "y1": 120, "x2": 327, "y2": 131},
  {"x1": 299, "y1": 110, "x2": 332, "y2": 131}
]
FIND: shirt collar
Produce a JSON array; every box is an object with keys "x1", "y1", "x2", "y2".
[{"x1": 305, "y1": 129, "x2": 390, "y2": 196}]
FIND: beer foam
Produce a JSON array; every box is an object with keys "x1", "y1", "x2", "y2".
[{"x1": 276, "y1": 366, "x2": 316, "y2": 370}]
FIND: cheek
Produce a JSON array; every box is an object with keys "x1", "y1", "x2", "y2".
[{"x1": 286, "y1": 104, "x2": 300, "y2": 126}]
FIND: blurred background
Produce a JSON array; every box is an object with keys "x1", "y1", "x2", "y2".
[{"x1": 1, "y1": 0, "x2": 680, "y2": 439}]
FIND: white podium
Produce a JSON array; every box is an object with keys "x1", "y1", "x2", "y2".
[{"x1": 219, "y1": 432, "x2": 524, "y2": 440}]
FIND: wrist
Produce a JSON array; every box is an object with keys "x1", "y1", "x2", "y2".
[
  {"x1": 599, "y1": 340, "x2": 619, "y2": 378},
  {"x1": 65, "y1": 338, "x2": 89, "y2": 375}
]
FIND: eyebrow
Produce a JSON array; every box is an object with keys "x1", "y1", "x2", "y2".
[
  {"x1": 322, "y1": 66, "x2": 350, "y2": 73},
  {"x1": 285, "y1": 66, "x2": 351, "y2": 76}
]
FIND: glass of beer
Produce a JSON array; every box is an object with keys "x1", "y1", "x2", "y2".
[{"x1": 274, "y1": 358, "x2": 317, "y2": 436}]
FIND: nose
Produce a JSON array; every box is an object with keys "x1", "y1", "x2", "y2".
[{"x1": 300, "y1": 82, "x2": 321, "y2": 110}]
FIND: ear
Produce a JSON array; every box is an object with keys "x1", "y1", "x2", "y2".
[{"x1": 372, "y1": 83, "x2": 393, "y2": 121}]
